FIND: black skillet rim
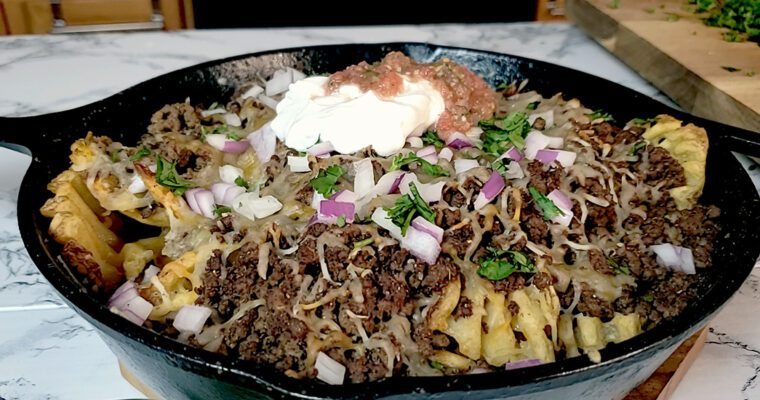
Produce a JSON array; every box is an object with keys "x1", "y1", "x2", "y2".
[{"x1": 9, "y1": 42, "x2": 760, "y2": 398}]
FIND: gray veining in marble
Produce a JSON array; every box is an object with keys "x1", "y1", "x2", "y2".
[{"x1": 0, "y1": 23, "x2": 757, "y2": 400}]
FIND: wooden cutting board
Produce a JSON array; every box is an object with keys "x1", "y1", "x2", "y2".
[
  {"x1": 119, "y1": 328, "x2": 709, "y2": 400},
  {"x1": 566, "y1": 0, "x2": 760, "y2": 133}
]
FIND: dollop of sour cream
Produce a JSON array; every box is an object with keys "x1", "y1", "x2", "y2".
[{"x1": 270, "y1": 76, "x2": 445, "y2": 156}]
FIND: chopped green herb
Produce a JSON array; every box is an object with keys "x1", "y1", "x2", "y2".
[
  {"x1": 154, "y1": 155, "x2": 195, "y2": 195},
  {"x1": 226, "y1": 132, "x2": 241, "y2": 141},
  {"x1": 213, "y1": 206, "x2": 231, "y2": 217},
  {"x1": 336, "y1": 215, "x2": 346, "y2": 227},
  {"x1": 666, "y1": 13, "x2": 681, "y2": 22},
  {"x1": 630, "y1": 117, "x2": 656, "y2": 126},
  {"x1": 385, "y1": 182, "x2": 435, "y2": 235},
  {"x1": 587, "y1": 109, "x2": 615, "y2": 122},
  {"x1": 642, "y1": 294, "x2": 655, "y2": 302},
  {"x1": 477, "y1": 247, "x2": 536, "y2": 281},
  {"x1": 421, "y1": 131, "x2": 445, "y2": 149},
  {"x1": 691, "y1": 0, "x2": 759, "y2": 44},
  {"x1": 234, "y1": 176, "x2": 250, "y2": 190},
  {"x1": 201, "y1": 124, "x2": 229, "y2": 140},
  {"x1": 353, "y1": 238, "x2": 374, "y2": 250},
  {"x1": 721, "y1": 65, "x2": 741, "y2": 72},
  {"x1": 644, "y1": 7, "x2": 656, "y2": 13},
  {"x1": 310, "y1": 165, "x2": 346, "y2": 197},
  {"x1": 389, "y1": 153, "x2": 449, "y2": 177},
  {"x1": 609, "y1": 0, "x2": 620, "y2": 9},
  {"x1": 607, "y1": 257, "x2": 631, "y2": 275},
  {"x1": 109, "y1": 148, "x2": 122, "y2": 162},
  {"x1": 629, "y1": 140, "x2": 648, "y2": 156},
  {"x1": 526, "y1": 101, "x2": 539, "y2": 111},
  {"x1": 528, "y1": 186, "x2": 564, "y2": 221},
  {"x1": 747, "y1": 70, "x2": 757, "y2": 77},
  {"x1": 492, "y1": 158, "x2": 509, "y2": 176},
  {"x1": 208, "y1": 101, "x2": 221, "y2": 110},
  {"x1": 430, "y1": 361, "x2": 444, "y2": 370},
  {"x1": 479, "y1": 112, "x2": 531, "y2": 155},
  {"x1": 130, "y1": 147, "x2": 151, "y2": 161}
]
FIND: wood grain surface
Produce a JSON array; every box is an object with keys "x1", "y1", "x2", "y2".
[{"x1": 566, "y1": 0, "x2": 760, "y2": 133}]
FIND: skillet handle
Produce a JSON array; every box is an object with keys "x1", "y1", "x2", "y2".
[{"x1": 0, "y1": 117, "x2": 37, "y2": 155}]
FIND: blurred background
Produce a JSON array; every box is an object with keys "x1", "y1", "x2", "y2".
[{"x1": 0, "y1": 0, "x2": 566, "y2": 34}]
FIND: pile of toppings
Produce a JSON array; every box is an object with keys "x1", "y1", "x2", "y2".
[{"x1": 43, "y1": 53, "x2": 719, "y2": 387}]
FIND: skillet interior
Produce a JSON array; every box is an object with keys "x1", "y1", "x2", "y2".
[{"x1": 2, "y1": 43, "x2": 760, "y2": 398}]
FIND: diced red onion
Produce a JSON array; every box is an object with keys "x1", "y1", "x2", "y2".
[
  {"x1": 108, "y1": 280, "x2": 152, "y2": 326},
  {"x1": 454, "y1": 159, "x2": 479, "y2": 175},
  {"x1": 401, "y1": 225, "x2": 441, "y2": 264},
  {"x1": 554, "y1": 150, "x2": 577, "y2": 168},
  {"x1": 218, "y1": 165, "x2": 244, "y2": 184},
  {"x1": 504, "y1": 359, "x2": 542, "y2": 370},
  {"x1": 370, "y1": 208, "x2": 403, "y2": 240},
  {"x1": 205, "y1": 133, "x2": 249, "y2": 154},
  {"x1": 524, "y1": 131, "x2": 564, "y2": 159},
  {"x1": 503, "y1": 160, "x2": 524, "y2": 180},
  {"x1": 249, "y1": 122, "x2": 276, "y2": 162},
  {"x1": 411, "y1": 216, "x2": 444, "y2": 243},
  {"x1": 128, "y1": 174, "x2": 147, "y2": 194},
  {"x1": 200, "y1": 108, "x2": 225, "y2": 117},
  {"x1": 353, "y1": 159, "x2": 374, "y2": 198},
  {"x1": 265, "y1": 69, "x2": 293, "y2": 96},
  {"x1": 406, "y1": 137, "x2": 423, "y2": 148},
  {"x1": 287, "y1": 156, "x2": 311, "y2": 173},
  {"x1": 438, "y1": 147, "x2": 453, "y2": 162},
  {"x1": 330, "y1": 189, "x2": 358, "y2": 204},
  {"x1": 528, "y1": 110, "x2": 554, "y2": 129},
  {"x1": 650, "y1": 244, "x2": 696, "y2": 274},
  {"x1": 399, "y1": 174, "x2": 444, "y2": 203},
  {"x1": 315, "y1": 351, "x2": 346, "y2": 385},
  {"x1": 416, "y1": 145, "x2": 438, "y2": 164},
  {"x1": 232, "y1": 194, "x2": 283, "y2": 220},
  {"x1": 547, "y1": 189, "x2": 574, "y2": 226},
  {"x1": 211, "y1": 183, "x2": 245, "y2": 207},
  {"x1": 173, "y1": 305, "x2": 212, "y2": 335},
  {"x1": 307, "y1": 141, "x2": 334, "y2": 157},
  {"x1": 223, "y1": 113, "x2": 242, "y2": 127},
  {"x1": 503, "y1": 146, "x2": 523, "y2": 161},
  {"x1": 108, "y1": 280, "x2": 138, "y2": 309},
  {"x1": 257, "y1": 94, "x2": 279, "y2": 110},
  {"x1": 535, "y1": 149, "x2": 559, "y2": 165},
  {"x1": 185, "y1": 188, "x2": 215, "y2": 218},
  {"x1": 547, "y1": 189, "x2": 573, "y2": 210},
  {"x1": 446, "y1": 132, "x2": 473, "y2": 149},
  {"x1": 240, "y1": 84, "x2": 264, "y2": 100},
  {"x1": 473, "y1": 171, "x2": 505, "y2": 210},
  {"x1": 320, "y1": 199, "x2": 355, "y2": 223}
]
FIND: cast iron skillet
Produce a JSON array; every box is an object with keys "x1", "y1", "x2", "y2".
[{"x1": 2, "y1": 43, "x2": 760, "y2": 399}]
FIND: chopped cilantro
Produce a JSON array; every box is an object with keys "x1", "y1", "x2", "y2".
[
  {"x1": 310, "y1": 165, "x2": 346, "y2": 197},
  {"x1": 479, "y1": 112, "x2": 531, "y2": 155},
  {"x1": 630, "y1": 117, "x2": 656, "y2": 126},
  {"x1": 389, "y1": 153, "x2": 449, "y2": 177},
  {"x1": 477, "y1": 247, "x2": 536, "y2": 281},
  {"x1": 154, "y1": 155, "x2": 194, "y2": 195},
  {"x1": 208, "y1": 101, "x2": 221, "y2": 110},
  {"x1": 692, "y1": 0, "x2": 759, "y2": 44},
  {"x1": 644, "y1": 7, "x2": 656, "y2": 13},
  {"x1": 629, "y1": 140, "x2": 648, "y2": 156},
  {"x1": 721, "y1": 65, "x2": 741, "y2": 72},
  {"x1": 226, "y1": 132, "x2": 241, "y2": 141},
  {"x1": 201, "y1": 124, "x2": 229, "y2": 140},
  {"x1": 607, "y1": 257, "x2": 631, "y2": 275},
  {"x1": 526, "y1": 101, "x2": 539, "y2": 111},
  {"x1": 213, "y1": 206, "x2": 231, "y2": 217},
  {"x1": 421, "y1": 131, "x2": 445, "y2": 149},
  {"x1": 234, "y1": 176, "x2": 250, "y2": 190},
  {"x1": 130, "y1": 147, "x2": 151, "y2": 161},
  {"x1": 353, "y1": 238, "x2": 374, "y2": 250},
  {"x1": 336, "y1": 215, "x2": 346, "y2": 227},
  {"x1": 642, "y1": 294, "x2": 655, "y2": 302},
  {"x1": 430, "y1": 361, "x2": 443, "y2": 370},
  {"x1": 609, "y1": 0, "x2": 620, "y2": 9},
  {"x1": 528, "y1": 186, "x2": 564, "y2": 221},
  {"x1": 666, "y1": 13, "x2": 680, "y2": 22},
  {"x1": 385, "y1": 182, "x2": 435, "y2": 235},
  {"x1": 587, "y1": 109, "x2": 615, "y2": 122},
  {"x1": 747, "y1": 70, "x2": 757, "y2": 77}
]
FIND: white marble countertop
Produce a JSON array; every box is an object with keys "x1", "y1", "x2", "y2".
[{"x1": 0, "y1": 23, "x2": 758, "y2": 400}]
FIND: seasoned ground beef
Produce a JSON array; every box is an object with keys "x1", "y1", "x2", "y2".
[
  {"x1": 642, "y1": 146, "x2": 687, "y2": 188},
  {"x1": 576, "y1": 283, "x2": 615, "y2": 321},
  {"x1": 148, "y1": 103, "x2": 202, "y2": 137}
]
